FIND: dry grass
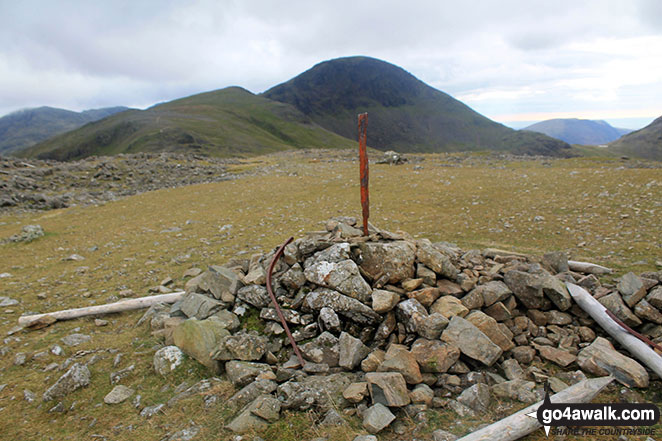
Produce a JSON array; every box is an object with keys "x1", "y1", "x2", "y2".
[{"x1": 0, "y1": 150, "x2": 660, "y2": 440}]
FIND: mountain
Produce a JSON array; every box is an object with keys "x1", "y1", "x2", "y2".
[
  {"x1": 608, "y1": 116, "x2": 662, "y2": 160},
  {"x1": 523, "y1": 118, "x2": 631, "y2": 145},
  {"x1": 21, "y1": 87, "x2": 355, "y2": 161},
  {"x1": 263, "y1": 56, "x2": 571, "y2": 156},
  {"x1": 0, "y1": 106, "x2": 128, "y2": 154}
]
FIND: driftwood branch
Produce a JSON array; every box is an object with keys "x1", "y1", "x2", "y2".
[
  {"x1": 18, "y1": 291, "x2": 184, "y2": 327},
  {"x1": 455, "y1": 376, "x2": 613, "y2": 441},
  {"x1": 567, "y1": 260, "x2": 612, "y2": 275},
  {"x1": 566, "y1": 283, "x2": 662, "y2": 379}
]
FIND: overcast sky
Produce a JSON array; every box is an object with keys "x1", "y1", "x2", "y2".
[{"x1": 2, "y1": 0, "x2": 661, "y2": 129}]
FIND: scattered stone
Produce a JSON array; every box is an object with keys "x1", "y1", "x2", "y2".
[
  {"x1": 8, "y1": 224, "x2": 44, "y2": 242},
  {"x1": 104, "y1": 385, "x2": 134, "y2": 404},
  {"x1": 0, "y1": 297, "x2": 18, "y2": 307},
  {"x1": 43, "y1": 363, "x2": 90, "y2": 401},
  {"x1": 153, "y1": 346, "x2": 184, "y2": 376},
  {"x1": 140, "y1": 403, "x2": 165, "y2": 418},
  {"x1": 362, "y1": 403, "x2": 395, "y2": 434},
  {"x1": 60, "y1": 333, "x2": 91, "y2": 347}
]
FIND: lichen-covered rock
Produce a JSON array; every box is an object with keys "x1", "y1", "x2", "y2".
[
  {"x1": 365, "y1": 372, "x2": 410, "y2": 407},
  {"x1": 154, "y1": 346, "x2": 185, "y2": 376},
  {"x1": 43, "y1": 363, "x2": 90, "y2": 401},
  {"x1": 303, "y1": 288, "x2": 381, "y2": 325},
  {"x1": 173, "y1": 317, "x2": 230, "y2": 373},
  {"x1": 236, "y1": 284, "x2": 270, "y2": 308},
  {"x1": 441, "y1": 316, "x2": 502, "y2": 366},
  {"x1": 180, "y1": 292, "x2": 226, "y2": 319},
  {"x1": 410, "y1": 338, "x2": 460, "y2": 373},
  {"x1": 211, "y1": 331, "x2": 268, "y2": 361},
  {"x1": 338, "y1": 332, "x2": 370, "y2": 370},
  {"x1": 304, "y1": 259, "x2": 372, "y2": 303},
  {"x1": 358, "y1": 241, "x2": 416, "y2": 283}
]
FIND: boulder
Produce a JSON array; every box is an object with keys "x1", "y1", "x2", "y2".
[
  {"x1": 173, "y1": 317, "x2": 230, "y2": 373},
  {"x1": 362, "y1": 403, "x2": 395, "y2": 434},
  {"x1": 577, "y1": 337, "x2": 648, "y2": 388},
  {"x1": 441, "y1": 316, "x2": 503, "y2": 366},
  {"x1": 358, "y1": 241, "x2": 416, "y2": 283}
]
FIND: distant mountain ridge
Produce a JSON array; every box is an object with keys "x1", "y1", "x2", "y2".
[
  {"x1": 263, "y1": 56, "x2": 571, "y2": 156},
  {"x1": 20, "y1": 56, "x2": 572, "y2": 160},
  {"x1": 523, "y1": 118, "x2": 631, "y2": 145},
  {"x1": 0, "y1": 106, "x2": 128, "y2": 154},
  {"x1": 608, "y1": 116, "x2": 662, "y2": 160}
]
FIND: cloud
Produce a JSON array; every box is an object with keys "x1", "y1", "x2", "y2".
[{"x1": 0, "y1": 0, "x2": 661, "y2": 126}]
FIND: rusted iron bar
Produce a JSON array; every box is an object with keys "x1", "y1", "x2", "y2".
[
  {"x1": 358, "y1": 112, "x2": 369, "y2": 236},
  {"x1": 266, "y1": 236, "x2": 306, "y2": 368},
  {"x1": 605, "y1": 308, "x2": 662, "y2": 353}
]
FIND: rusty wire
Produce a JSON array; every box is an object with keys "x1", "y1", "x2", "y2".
[
  {"x1": 266, "y1": 236, "x2": 306, "y2": 368},
  {"x1": 605, "y1": 308, "x2": 662, "y2": 353},
  {"x1": 358, "y1": 112, "x2": 369, "y2": 236}
]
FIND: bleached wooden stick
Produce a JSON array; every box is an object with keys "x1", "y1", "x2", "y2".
[
  {"x1": 566, "y1": 283, "x2": 662, "y2": 379},
  {"x1": 455, "y1": 376, "x2": 613, "y2": 441},
  {"x1": 567, "y1": 260, "x2": 612, "y2": 275},
  {"x1": 18, "y1": 291, "x2": 184, "y2": 327}
]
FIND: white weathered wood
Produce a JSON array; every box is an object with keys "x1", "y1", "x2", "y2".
[
  {"x1": 18, "y1": 291, "x2": 184, "y2": 327},
  {"x1": 455, "y1": 376, "x2": 613, "y2": 441},
  {"x1": 566, "y1": 282, "x2": 662, "y2": 378},
  {"x1": 567, "y1": 260, "x2": 612, "y2": 275}
]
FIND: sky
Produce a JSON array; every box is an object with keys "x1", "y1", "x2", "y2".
[{"x1": 1, "y1": 0, "x2": 662, "y2": 129}]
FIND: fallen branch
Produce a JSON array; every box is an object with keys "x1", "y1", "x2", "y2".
[
  {"x1": 455, "y1": 376, "x2": 613, "y2": 441},
  {"x1": 18, "y1": 291, "x2": 184, "y2": 327},
  {"x1": 566, "y1": 283, "x2": 662, "y2": 379},
  {"x1": 567, "y1": 260, "x2": 612, "y2": 275}
]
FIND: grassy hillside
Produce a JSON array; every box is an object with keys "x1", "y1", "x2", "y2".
[
  {"x1": 264, "y1": 56, "x2": 572, "y2": 156},
  {"x1": 21, "y1": 87, "x2": 355, "y2": 161},
  {"x1": 608, "y1": 116, "x2": 662, "y2": 160},
  {"x1": 0, "y1": 106, "x2": 128, "y2": 155},
  {"x1": 524, "y1": 118, "x2": 630, "y2": 145}
]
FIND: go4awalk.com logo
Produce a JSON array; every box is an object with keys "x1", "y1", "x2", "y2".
[{"x1": 526, "y1": 383, "x2": 660, "y2": 437}]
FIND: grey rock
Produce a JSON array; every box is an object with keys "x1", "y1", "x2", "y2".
[
  {"x1": 172, "y1": 317, "x2": 230, "y2": 373},
  {"x1": 577, "y1": 337, "x2": 648, "y2": 388},
  {"x1": 236, "y1": 284, "x2": 270, "y2": 308},
  {"x1": 280, "y1": 263, "x2": 306, "y2": 291},
  {"x1": 140, "y1": 403, "x2": 164, "y2": 418},
  {"x1": 491, "y1": 379, "x2": 538, "y2": 403},
  {"x1": 226, "y1": 361, "x2": 272, "y2": 387},
  {"x1": 180, "y1": 293, "x2": 226, "y2": 320},
  {"x1": 0, "y1": 297, "x2": 18, "y2": 307},
  {"x1": 543, "y1": 251, "x2": 569, "y2": 274},
  {"x1": 321, "y1": 408, "x2": 345, "y2": 426},
  {"x1": 228, "y1": 379, "x2": 278, "y2": 409},
  {"x1": 448, "y1": 399, "x2": 476, "y2": 417},
  {"x1": 365, "y1": 372, "x2": 410, "y2": 407},
  {"x1": 634, "y1": 299, "x2": 662, "y2": 324},
  {"x1": 371, "y1": 289, "x2": 401, "y2": 313},
  {"x1": 618, "y1": 272, "x2": 647, "y2": 307},
  {"x1": 260, "y1": 307, "x2": 303, "y2": 324},
  {"x1": 277, "y1": 373, "x2": 353, "y2": 411},
  {"x1": 432, "y1": 429, "x2": 459, "y2": 441},
  {"x1": 60, "y1": 333, "x2": 91, "y2": 347},
  {"x1": 598, "y1": 293, "x2": 642, "y2": 327},
  {"x1": 409, "y1": 383, "x2": 434, "y2": 405},
  {"x1": 338, "y1": 332, "x2": 370, "y2": 370},
  {"x1": 23, "y1": 389, "x2": 36, "y2": 403},
  {"x1": 441, "y1": 316, "x2": 503, "y2": 366},
  {"x1": 310, "y1": 242, "x2": 351, "y2": 264},
  {"x1": 8, "y1": 224, "x2": 44, "y2": 242},
  {"x1": 43, "y1": 363, "x2": 90, "y2": 401},
  {"x1": 301, "y1": 331, "x2": 339, "y2": 366},
  {"x1": 250, "y1": 394, "x2": 281, "y2": 422},
  {"x1": 465, "y1": 310, "x2": 514, "y2": 352},
  {"x1": 501, "y1": 359, "x2": 524, "y2": 380},
  {"x1": 358, "y1": 240, "x2": 416, "y2": 283},
  {"x1": 353, "y1": 436, "x2": 378, "y2": 441},
  {"x1": 362, "y1": 403, "x2": 395, "y2": 434},
  {"x1": 211, "y1": 331, "x2": 268, "y2": 361},
  {"x1": 153, "y1": 346, "x2": 184, "y2": 376},
  {"x1": 416, "y1": 312, "x2": 449, "y2": 339},
  {"x1": 110, "y1": 364, "x2": 135, "y2": 384},
  {"x1": 161, "y1": 425, "x2": 200, "y2": 441},
  {"x1": 416, "y1": 239, "x2": 458, "y2": 279},
  {"x1": 343, "y1": 382, "x2": 369, "y2": 403},
  {"x1": 104, "y1": 385, "x2": 134, "y2": 404},
  {"x1": 545, "y1": 310, "x2": 573, "y2": 325},
  {"x1": 647, "y1": 286, "x2": 662, "y2": 309},
  {"x1": 303, "y1": 288, "x2": 381, "y2": 325},
  {"x1": 396, "y1": 298, "x2": 428, "y2": 332},
  {"x1": 457, "y1": 383, "x2": 491, "y2": 412},
  {"x1": 318, "y1": 307, "x2": 341, "y2": 333},
  {"x1": 203, "y1": 265, "x2": 243, "y2": 300},
  {"x1": 304, "y1": 259, "x2": 372, "y2": 303}
]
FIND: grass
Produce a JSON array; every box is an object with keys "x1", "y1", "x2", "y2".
[{"x1": 0, "y1": 149, "x2": 660, "y2": 440}]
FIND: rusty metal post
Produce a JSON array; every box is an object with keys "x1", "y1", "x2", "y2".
[{"x1": 358, "y1": 112, "x2": 369, "y2": 236}]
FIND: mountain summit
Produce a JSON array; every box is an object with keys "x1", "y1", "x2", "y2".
[
  {"x1": 264, "y1": 56, "x2": 571, "y2": 155},
  {"x1": 523, "y1": 118, "x2": 630, "y2": 145},
  {"x1": 608, "y1": 115, "x2": 662, "y2": 160}
]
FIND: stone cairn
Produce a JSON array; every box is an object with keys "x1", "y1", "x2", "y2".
[{"x1": 147, "y1": 216, "x2": 662, "y2": 436}]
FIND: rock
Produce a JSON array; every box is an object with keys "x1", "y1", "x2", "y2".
[
  {"x1": 250, "y1": 394, "x2": 281, "y2": 422},
  {"x1": 180, "y1": 293, "x2": 226, "y2": 319},
  {"x1": 577, "y1": 337, "x2": 648, "y2": 388},
  {"x1": 465, "y1": 310, "x2": 515, "y2": 351},
  {"x1": 358, "y1": 241, "x2": 416, "y2": 283},
  {"x1": 173, "y1": 317, "x2": 230, "y2": 373},
  {"x1": 378, "y1": 344, "x2": 423, "y2": 384},
  {"x1": 225, "y1": 361, "x2": 273, "y2": 387},
  {"x1": 416, "y1": 239, "x2": 458, "y2": 279},
  {"x1": 634, "y1": 299, "x2": 662, "y2": 324},
  {"x1": 321, "y1": 408, "x2": 345, "y2": 426},
  {"x1": 339, "y1": 332, "x2": 370, "y2": 370},
  {"x1": 362, "y1": 403, "x2": 395, "y2": 434},
  {"x1": 441, "y1": 316, "x2": 503, "y2": 366},
  {"x1": 211, "y1": 331, "x2": 268, "y2": 361},
  {"x1": 543, "y1": 251, "x2": 569, "y2": 274},
  {"x1": 460, "y1": 289, "x2": 483, "y2": 310},
  {"x1": 504, "y1": 270, "x2": 571, "y2": 311},
  {"x1": 545, "y1": 310, "x2": 573, "y2": 325},
  {"x1": 154, "y1": 346, "x2": 184, "y2": 376},
  {"x1": 353, "y1": 436, "x2": 378, "y2": 441},
  {"x1": 437, "y1": 279, "x2": 464, "y2": 297},
  {"x1": 409, "y1": 383, "x2": 434, "y2": 405},
  {"x1": 140, "y1": 403, "x2": 165, "y2": 418},
  {"x1": 484, "y1": 301, "x2": 512, "y2": 322},
  {"x1": 304, "y1": 259, "x2": 372, "y2": 303},
  {"x1": 203, "y1": 265, "x2": 243, "y2": 300},
  {"x1": 226, "y1": 400, "x2": 270, "y2": 433},
  {"x1": 410, "y1": 338, "x2": 460, "y2": 373},
  {"x1": 647, "y1": 286, "x2": 662, "y2": 309},
  {"x1": 501, "y1": 358, "x2": 524, "y2": 380},
  {"x1": 432, "y1": 429, "x2": 459, "y2": 441},
  {"x1": 104, "y1": 385, "x2": 134, "y2": 404},
  {"x1": 365, "y1": 372, "x2": 411, "y2": 407},
  {"x1": 0, "y1": 296, "x2": 18, "y2": 307},
  {"x1": 371, "y1": 289, "x2": 401, "y2": 313},
  {"x1": 618, "y1": 272, "x2": 647, "y2": 307},
  {"x1": 448, "y1": 399, "x2": 476, "y2": 417},
  {"x1": 303, "y1": 288, "x2": 381, "y2": 325},
  {"x1": 43, "y1": 363, "x2": 90, "y2": 401},
  {"x1": 533, "y1": 344, "x2": 576, "y2": 367},
  {"x1": 318, "y1": 307, "x2": 341, "y2": 332},
  {"x1": 8, "y1": 224, "x2": 44, "y2": 242},
  {"x1": 161, "y1": 426, "x2": 200, "y2": 441},
  {"x1": 598, "y1": 293, "x2": 642, "y2": 327},
  {"x1": 228, "y1": 379, "x2": 278, "y2": 409},
  {"x1": 236, "y1": 284, "x2": 270, "y2": 308},
  {"x1": 280, "y1": 263, "x2": 306, "y2": 291},
  {"x1": 343, "y1": 382, "x2": 369, "y2": 403},
  {"x1": 430, "y1": 296, "x2": 469, "y2": 319},
  {"x1": 361, "y1": 350, "x2": 386, "y2": 372},
  {"x1": 301, "y1": 331, "x2": 339, "y2": 366},
  {"x1": 277, "y1": 373, "x2": 353, "y2": 411},
  {"x1": 60, "y1": 333, "x2": 91, "y2": 347},
  {"x1": 491, "y1": 379, "x2": 538, "y2": 403},
  {"x1": 417, "y1": 264, "x2": 437, "y2": 285},
  {"x1": 402, "y1": 278, "x2": 424, "y2": 291},
  {"x1": 457, "y1": 383, "x2": 491, "y2": 412},
  {"x1": 396, "y1": 298, "x2": 429, "y2": 332},
  {"x1": 416, "y1": 312, "x2": 449, "y2": 339}
]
